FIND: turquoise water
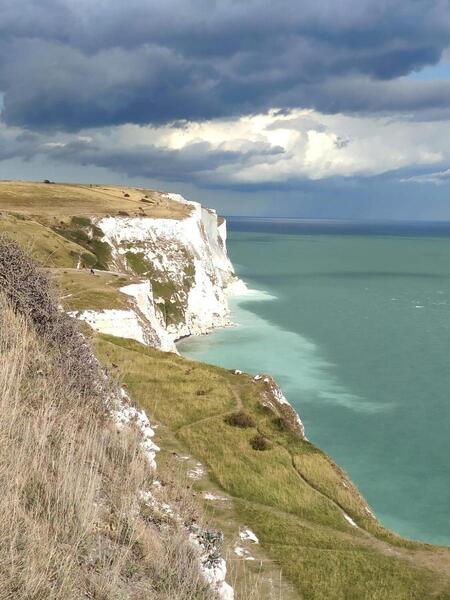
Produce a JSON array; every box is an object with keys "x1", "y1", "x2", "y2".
[{"x1": 177, "y1": 222, "x2": 450, "y2": 546}]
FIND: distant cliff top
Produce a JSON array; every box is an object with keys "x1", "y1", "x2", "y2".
[{"x1": 0, "y1": 180, "x2": 191, "y2": 220}]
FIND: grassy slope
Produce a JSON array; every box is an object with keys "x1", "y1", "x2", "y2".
[
  {"x1": 0, "y1": 212, "x2": 95, "y2": 268},
  {"x1": 95, "y1": 335, "x2": 450, "y2": 600},
  {"x1": 52, "y1": 269, "x2": 139, "y2": 311},
  {"x1": 0, "y1": 180, "x2": 191, "y2": 219},
  {"x1": 2, "y1": 181, "x2": 450, "y2": 599},
  {"x1": 0, "y1": 266, "x2": 218, "y2": 600}
]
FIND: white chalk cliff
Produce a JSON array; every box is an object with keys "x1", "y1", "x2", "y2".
[{"x1": 72, "y1": 192, "x2": 245, "y2": 352}]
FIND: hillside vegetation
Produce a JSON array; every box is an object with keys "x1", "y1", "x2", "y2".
[
  {"x1": 1, "y1": 181, "x2": 450, "y2": 599},
  {"x1": 96, "y1": 335, "x2": 450, "y2": 600},
  {"x1": 0, "y1": 238, "x2": 218, "y2": 600}
]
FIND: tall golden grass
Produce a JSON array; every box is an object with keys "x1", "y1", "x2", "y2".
[{"x1": 0, "y1": 236, "x2": 216, "y2": 600}]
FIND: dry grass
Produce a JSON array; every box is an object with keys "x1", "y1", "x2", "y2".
[
  {"x1": 53, "y1": 268, "x2": 138, "y2": 312},
  {"x1": 0, "y1": 213, "x2": 92, "y2": 268},
  {"x1": 0, "y1": 181, "x2": 191, "y2": 220},
  {"x1": 0, "y1": 237, "x2": 217, "y2": 600}
]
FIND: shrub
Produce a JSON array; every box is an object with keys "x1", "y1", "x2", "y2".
[
  {"x1": 80, "y1": 252, "x2": 96, "y2": 267},
  {"x1": 54, "y1": 226, "x2": 90, "y2": 244},
  {"x1": 125, "y1": 251, "x2": 152, "y2": 275},
  {"x1": 71, "y1": 216, "x2": 91, "y2": 227},
  {"x1": 91, "y1": 224, "x2": 104, "y2": 238},
  {"x1": 224, "y1": 411, "x2": 256, "y2": 429},
  {"x1": 250, "y1": 434, "x2": 272, "y2": 451},
  {"x1": 0, "y1": 234, "x2": 104, "y2": 398},
  {"x1": 89, "y1": 239, "x2": 112, "y2": 270}
]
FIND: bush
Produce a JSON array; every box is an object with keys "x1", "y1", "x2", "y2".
[
  {"x1": 224, "y1": 411, "x2": 256, "y2": 429},
  {"x1": 250, "y1": 433, "x2": 272, "y2": 451},
  {"x1": 89, "y1": 239, "x2": 112, "y2": 270},
  {"x1": 125, "y1": 251, "x2": 152, "y2": 275},
  {"x1": 80, "y1": 252, "x2": 96, "y2": 268},
  {"x1": 54, "y1": 226, "x2": 90, "y2": 244},
  {"x1": 0, "y1": 235, "x2": 104, "y2": 398},
  {"x1": 71, "y1": 216, "x2": 91, "y2": 227}
]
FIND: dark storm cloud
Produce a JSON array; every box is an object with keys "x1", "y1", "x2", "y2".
[
  {"x1": 51, "y1": 139, "x2": 284, "y2": 183},
  {"x1": 8, "y1": 133, "x2": 284, "y2": 185},
  {"x1": 1, "y1": 0, "x2": 450, "y2": 130}
]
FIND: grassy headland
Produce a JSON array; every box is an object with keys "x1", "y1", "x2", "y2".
[{"x1": 1, "y1": 180, "x2": 450, "y2": 599}]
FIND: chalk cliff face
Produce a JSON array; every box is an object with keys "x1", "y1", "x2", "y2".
[
  {"x1": 70, "y1": 280, "x2": 176, "y2": 351},
  {"x1": 72, "y1": 193, "x2": 244, "y2": 352}
]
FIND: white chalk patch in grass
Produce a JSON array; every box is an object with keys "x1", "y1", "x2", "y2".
[
  {"x1": 343, "y1": 512, "x2": 357, "y2": 528},
  {"x1": 239, "y1": 528, "x2": 259, "y2": 544},
  {"x1": 234, "y1": 545, "x2": 255, "y2": 561},
  {"x1": 188, "y1": 463, "x2": 205, "y2": 480},
  {"x1": 203, "y1": 492, "x2": 228, "y2": 502}
]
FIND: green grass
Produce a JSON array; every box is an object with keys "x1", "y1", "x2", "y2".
[
  {"x1": 51, "y1": 220, "x2": 112, "y2": 269},
  {"x1": 97, "y1": 336, "x2": 235, "y2": 428},
  {"x1": 94, "y1": 334, "x2": 450, "y2": 600},
  {"x1": 125, "y1": 251, "x2": 152, "y2": 275},
  {"x1": 0, "y1": 213, "x2": 94, "y2": 268},
  {"x1": 71, "y1": 216, "x2": 92, "y2": 227}
]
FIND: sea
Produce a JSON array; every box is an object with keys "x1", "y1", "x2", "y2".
[{"x1": 177, "y1": 218, "x2": 450, "y2": 546}]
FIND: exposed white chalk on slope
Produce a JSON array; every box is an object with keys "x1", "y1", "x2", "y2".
[
  {"x1": 258, "y1": 374, "x2": 307, "y2": 440},
  {"x1": 120, "y1": 281, "x2": 176, "y2": 351},
  {"x1": 239, "y1": 528, "x2": 259, "y2": 544},
  {"x1": 203, "y1": 492, "x2": 229, "y2": 502},
  {"x1": 68, "y1": 281, "x2": 176, "y2": 352},
  {"x1": 113, "y1": 389, "x2": 234, "y2": 600},
  {"x1": 111, "y1": 388, "x2": 160, "y2": 470},
  {"x1": 343, "y1": 512, "x2": 358, "y2": 528},
  {"x1": 201, "y1": 557, "x2": 234, "y2": 600},
  {"x1": 69, "y1": 308, "x2": 145, "y2": 342},
  {"x1": 234, "y1": 545, "x2": 255, "y2": 561}
]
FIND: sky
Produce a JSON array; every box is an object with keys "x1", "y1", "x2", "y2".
[{"x1": 2, "y1": 0, "x2": 450, "y2": 219}]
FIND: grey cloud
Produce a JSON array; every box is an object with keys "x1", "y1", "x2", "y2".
[
  {"x1": 1, "y1": 0, "x2": 450, "y2": 130},
  {"x1": 36, "y1": 137, "x2": 285, "y2": 185}
]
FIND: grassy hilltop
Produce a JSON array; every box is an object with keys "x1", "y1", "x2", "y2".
[{"x1": 1, "y1": 181, "x2": 450, "y2": 600}]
